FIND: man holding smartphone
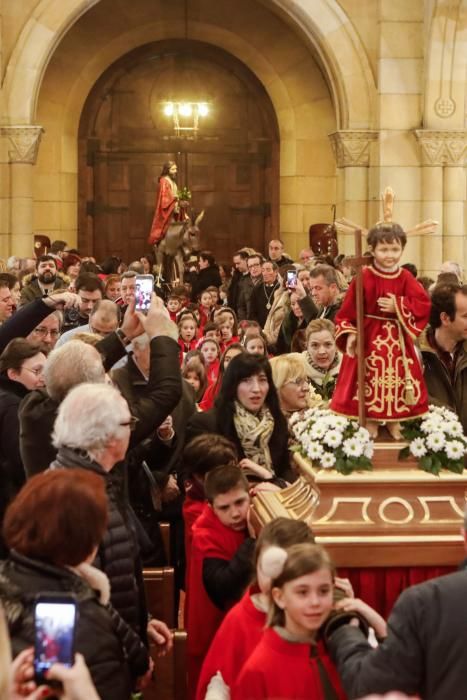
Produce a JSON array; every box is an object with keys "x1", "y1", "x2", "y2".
[{"x1": 294, "y1": 264, "x2": 342, "y2": 323}]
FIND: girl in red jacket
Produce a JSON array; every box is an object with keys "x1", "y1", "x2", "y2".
[
  {"x1": 233, "y1": 543, "x2": 346, "y2": 700},
  {"x1": 196, "y1": 517, "x2": 315, "y2": 700}
]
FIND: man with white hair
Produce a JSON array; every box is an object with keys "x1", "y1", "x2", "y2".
[{"x1": 51, "y1": 382, "x2": 172, "y2": 653}]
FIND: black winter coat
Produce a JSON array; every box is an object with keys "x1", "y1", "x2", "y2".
[
  {"x1": 19, "y1": 335, "x2": 182, "y2": 477},
  {"x1": 0, "y1": 375, "x2": 28, "y2": 501},
  {"x1": 191, "y1": 265, "x2": 222, "y2": 300},
  {"x1": 328, "y1": 570, "x2": 467, "y2": 700},
  {"x1": 0, "y1": 376, "x2": 30, "y2": 556},
  {"x1": 186, "y1": 406, "x2": 295, "y2": 484},
  {"x1": 0, "y1": 551, "x2": 148, "y2": 700},
  {"x1": 50, "y1": 447, "x2": 148, "y2": 640}
]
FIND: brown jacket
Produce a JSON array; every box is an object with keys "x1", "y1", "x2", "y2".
[{"x1": 419, "y1": 328, "x2": 467, "y2": 433}]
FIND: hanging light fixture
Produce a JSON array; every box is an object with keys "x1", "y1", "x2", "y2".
[
  {"x1": 160, "y1": 0, "x2": 211, "y2": 138},
  {"x1": 162, "y1": 101, "x2": 210, "y2": 137}
]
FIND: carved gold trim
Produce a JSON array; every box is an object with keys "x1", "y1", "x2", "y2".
[
  {"x1": 316, "y1": 535, "x2": 463, "y2": 544},
  {"x1": 418, "y1": 496, "x2": 465, "y2": 523},
  {"x1": 313, "y1": 497, "x2": 373, "y2": 525},
  {"x1": 329, "y1": 130, "x2": 379, "y2": 167},
  {"x1": 414, "y1": 129, "x2": 466, "y2": 166},
  {"x1": 378, "y1": 497, "x2": 414, "y2": 525},
  {"x1": 0, "y1": 125, "x2": 44, "y2": 164}
]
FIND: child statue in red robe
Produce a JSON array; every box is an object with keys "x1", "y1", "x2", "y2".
[{"x1": 330, "y1": 221, "x2": 431, "y2": 440}]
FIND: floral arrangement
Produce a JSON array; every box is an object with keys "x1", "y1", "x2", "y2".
[
  {"x1": 399, "y1": 405, "x2": 467, "y2": 475},
  {"x1": 290, "y1": 407, "x2": 374, "y2": 475},
  {"x1": 178, "y1": 186, "x2": 192, "y2": 202}
]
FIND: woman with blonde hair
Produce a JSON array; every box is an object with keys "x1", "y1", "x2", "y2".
[
  {"x1": 269, "y1": 353, "x2": 319, "y2": 416},
  {"x1": 303, "y1": 318, "x2": 342, "y2": 403}
]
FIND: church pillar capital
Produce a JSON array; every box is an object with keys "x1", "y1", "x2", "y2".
[
  {"x1": 414, "y1": 129, "x2": 466, "y2": 167},
  {"x1": 328, "y1": 130, "x2": 379, "y2": 168},
  {"x1": 0, "y1": 125, "x2": 44, "y2": 164}
]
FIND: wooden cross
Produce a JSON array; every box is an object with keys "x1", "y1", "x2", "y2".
[{"x1": 342, "y1": 230, "x2": 369, "y2": 427}]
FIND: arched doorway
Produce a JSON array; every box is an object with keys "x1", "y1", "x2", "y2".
[{"x1": 78, "y1": 41, "x2": 280, "y2": 263}]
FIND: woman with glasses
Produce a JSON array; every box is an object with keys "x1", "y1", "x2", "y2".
[
  {"x1": 270, "y1": 353, "x2": 320, "y2": 416},
  {"x1": 187, "y1": 353, "x2": 295, "y2": 486},
  {"x1": 0, "y1": 338, "x2": 46, "y2": 555}
]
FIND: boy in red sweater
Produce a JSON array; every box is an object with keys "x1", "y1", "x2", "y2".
[{"x1": 186, "y1": 465, "x2": 255, "y2": 698}]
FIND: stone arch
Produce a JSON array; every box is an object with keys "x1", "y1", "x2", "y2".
[{"x1": 3, "y1": 0, "x2": 376, "y2": 130}]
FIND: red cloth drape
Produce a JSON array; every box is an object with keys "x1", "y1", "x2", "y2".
[{"x1": 337, "y1": 565, "x2": 455, "y2": 618}]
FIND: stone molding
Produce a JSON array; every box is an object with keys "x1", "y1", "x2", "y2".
[
  {"x1": 414, "y1": 130, "x2": 466, "y2": 167},
  {"x1": 328, "y1": 130, "x2": 379, "y2": 167},
  {"x1": 0, "y1": 126, "x2": 44, "y2": 164}
]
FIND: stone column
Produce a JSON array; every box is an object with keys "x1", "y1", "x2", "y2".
[
  {"x1": 329, "y1": 130, "x2": 379, "y2": 256},
  {"x1": 0, "y1": 126, "x2": 44, "y2": 257},
  {"x1": 414, "y1": 130, "x2": 466, "y2": 277}
]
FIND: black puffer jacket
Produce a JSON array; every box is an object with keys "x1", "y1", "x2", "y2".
[
  {"x1": 0, "y1": 552, "x2": 148, "y2": 700},
  {"x1": 0, "y1": 376, "x2": 28, "y2": 516},
  {"x1": 50, "y1": 447, "x2": 147, "y2": 640}
]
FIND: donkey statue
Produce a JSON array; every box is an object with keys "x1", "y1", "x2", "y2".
[{"x1": 153, "y1": 209, "x2": 204, "y2": 286}]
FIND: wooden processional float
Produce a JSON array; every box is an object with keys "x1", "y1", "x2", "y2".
[{"x1": 251, "y1": 188, "x2": 467, "y2": 567}]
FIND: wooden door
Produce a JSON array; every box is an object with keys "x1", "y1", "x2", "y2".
[
  {"x1": 79, "y1": 41, "x2": 279, "y2": 263},
  {"x1": 89, "y1": 149, "x2": 273, "y2": 264}
]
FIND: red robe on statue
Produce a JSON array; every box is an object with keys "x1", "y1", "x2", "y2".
[
  {"x1": 148, "y1": 175, "x2": 179, "y2": 245},
  {"x1": 330, "y1": 264, "x2": 430, "y2": 422}
]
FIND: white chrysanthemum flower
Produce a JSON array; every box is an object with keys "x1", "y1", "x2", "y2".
[
  {"x1": 443, "y1": 421, "x2": 463, "y2": 437},
  {"x1": 363, "y1": 443, "x2": 374, "y2": 459},
  {"x1": 323, "y1": 430, "x2": 342, "y2": 448},
  {"x1": 356, "y1": 427, "x2": 371, "y2": 442},
  {"x1": 306, "y1": 441, "x2": 324, "y2": 460},
  {"x1": 342, "y1": 438, "x2": 364, "y2": 458},
  {"x1": 310, "y1": 423, "x2": 327, "y2": 440},
  {"x1": 333, "y1": 416, "x2": 348, "y2": 430},
  {"x1": 421, "y1": 419, "x2": 441, "y2": 434},
  {"x1": 426, "y1": 432, "x2": 446, "y2": 452},
  {"x1": 320, "y1": 452, "x2": 336, "y2": 468},
  {"x1": 445, "y1": 440, "x2": 466, "y2": 460},
  {"x1": 409, "y1": 437, "x2": 427, "y2": 458}
]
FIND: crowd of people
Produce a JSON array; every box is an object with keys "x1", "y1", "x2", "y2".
[{"x1": 0, "y1": 233, "x2": 466, "y2": 700}]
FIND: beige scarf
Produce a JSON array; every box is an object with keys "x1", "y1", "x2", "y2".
[{"x1": 233, "y1": 400, "x2": 274, "y2": 475}]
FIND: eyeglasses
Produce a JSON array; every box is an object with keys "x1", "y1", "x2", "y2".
[
  {"x1": 32, "y1": 327, "x2": 60, "y2": 338},
  {"x1": 285, "y1": 377, "x2": 309, "y2": 388},
  {"x1": 248, "y1": 263, "x2": 261, "y2": 270},
  {"x1": 120, "y1": 415, "x2": 139, "y2": 431},
  {"x1": 22, "y1": 366, "x2": 44, "y2": 377}
]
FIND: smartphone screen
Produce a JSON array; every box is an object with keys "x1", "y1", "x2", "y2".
[
  {"x1": 287, "y1": 270, "x2": 298, "y2": 287},
  {"x1": 135, "y1": 274, "x2": 154, "y2": 313},
  {"x1": 34, "y1": 598, "x2": 77, "y2": 683}
]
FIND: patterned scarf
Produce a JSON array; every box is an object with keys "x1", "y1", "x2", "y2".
[{"x1": 233, "y1": 400, "x2": 274, "y2": 474}]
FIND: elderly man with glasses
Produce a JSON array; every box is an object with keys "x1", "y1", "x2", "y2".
[
  {"x1": 27, "y1": 311, "x2": 62, "y2": 354},
  {"x1": 51, "y1": 382, "x2": 173, "y2": 657}
]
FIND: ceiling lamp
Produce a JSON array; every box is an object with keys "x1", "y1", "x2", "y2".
[{"x1": 162, "y1": 101, "x2": 210, "y2": 138}]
